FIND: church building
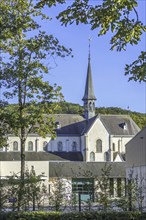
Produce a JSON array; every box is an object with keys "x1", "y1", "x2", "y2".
[{"x1": 0, "y1": 51, "x2": 140, "y2": 207}]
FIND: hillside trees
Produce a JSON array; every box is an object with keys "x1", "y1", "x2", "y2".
[
  {"x1": 38, "y1": 0, "x2": 146, "y2": 82},
  {"x1": 0, "y1": 0, "x2": 71, "y2": 208}
]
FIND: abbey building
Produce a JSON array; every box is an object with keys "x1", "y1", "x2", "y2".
[{"x1": 0, "y1": 54, "x2": 140, "y2": 205}]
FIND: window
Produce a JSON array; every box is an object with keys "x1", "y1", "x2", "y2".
[
  {"x1": 117, "y1": 178, "x2": 122, "y2": 197},
  {"x1": 96, "y1": 139, "x2": 102, "y2": 152},
  {"x1": 72, "y1": 178, "x2": 94, "y2": 202},
  {"x1": 72, "y1": 141, "x2": 77, "y2": 151},
  {"x1": 105, "y1": 152, "x2": 110, "y2": 161},
  {"x1": 110, "y1": 178, "x2": 114, "y2": 197},
  {"x1": 43, "y1": 141, "x2": 48, "y2": 151},
  {"x1": 118, "y1": 140, "x2": 121, "y2": 152},
  {"x1": 28, "y1": 141, "x2": 33, "y2": 151},
  {"x1": 57, "y1": 141, "x2": 63, "y2": 151},
  {"x1": 0, "y1": 147, "x2": 3, "y2": 152},
  {"x1": 13, "y1": 141, "x2": 18, "y2": 151},
  {"x1": 90, "y1": 152, "x2": 95, "y2": 161},
  {"x1": 89, "y1": 102, "x2": 93, "y2": 111},
  {"x1": 112, "y1": 143, "x2": 115, "y2": 151}
]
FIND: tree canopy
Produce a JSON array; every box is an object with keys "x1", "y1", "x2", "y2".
[
  {"x1": 0, "y1": 0, "x2": 72, "y2": 208},
  {"x1": 36, "y1": 0, "x2": 146, "y2": 82}
]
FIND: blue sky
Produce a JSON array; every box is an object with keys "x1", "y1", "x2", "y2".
[
  {"x1": 1, "y1": 1, "x2": 145, "y2": 113},
  {"x1": 41, "y1": 0, "x2": 146, "y2": 113}
]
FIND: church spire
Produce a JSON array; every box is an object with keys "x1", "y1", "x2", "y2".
[{"x1": 82, "y1": 39, "x2": 96, "y2": 120}]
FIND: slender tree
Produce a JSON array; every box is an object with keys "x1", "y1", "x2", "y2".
[
  {"x1": 95, "y1": 164, "x2": 112, "y2": 211},
  {"x1": 0, "y1": 0, "x2": 71, "y2": 209}
]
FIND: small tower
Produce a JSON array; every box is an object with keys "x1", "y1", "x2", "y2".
[{"x1": 82, "y1": 39, "x2": 96, "y2": 120}]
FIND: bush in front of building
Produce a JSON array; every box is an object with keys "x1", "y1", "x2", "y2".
[
  {"x1": 1, "y1": 211, "x2": 146, "y2": 220},
  {"x1": 0, "y1": 211, "x2": 61, "y2": 220}
]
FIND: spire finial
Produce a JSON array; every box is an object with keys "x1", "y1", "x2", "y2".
[{"x1": 88, "y1": 37, "x2": 92, "y2": 60}]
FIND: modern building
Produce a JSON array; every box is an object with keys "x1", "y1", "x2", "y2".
[{"x1": 126, "y1": 126, "x2": 146, "y2": 210}]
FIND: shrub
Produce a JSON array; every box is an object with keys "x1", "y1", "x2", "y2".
[{"x1": 1, "y1": 211, "x2": 146, "y2": 220}]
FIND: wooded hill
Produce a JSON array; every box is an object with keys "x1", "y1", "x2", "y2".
[{"x1": 55, "y1": 102, "x2": 146, "y2": 129}]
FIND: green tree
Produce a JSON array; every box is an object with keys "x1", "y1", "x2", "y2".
[
  {"x1": 126, "y1": 170, "x2": 145, "y2": 212},
  {"x1": 38, "y1": 0, "x2": 146, "y2": 82},
  {"x1": 49, "y1": 177, "x2": 70, "y2": 211},
  {"x1": 23, "y1": 166, "x2": 47, "y2": 211},
  {"x1": 7, "y1": 167, "x2": 47, "y2": 211},
  {"x1": 0, "y1": 0, "x2": 71, "y2": 209},
  {"x1": 95, "y1": 164, "x2": 112, "y2": 211},
  {"x1": 0, "y1": 179, "x2": 9, "y2": 211}
]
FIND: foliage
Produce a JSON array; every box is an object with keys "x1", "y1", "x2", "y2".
[
  {"x1": 94, "y1": 164, "x2": 112, "y2": 211},
  {"x1": 126, "y1": 169, "x2": 146, "y2": 212},
  {"x1": 57, "y1": 102, "x2": 146, "y2": 129},
  {"x1": 1, "y1": 211, "x2": 146, "y2": 220},
  {"x1": 49, "y1": 177, "x2": 71, "y2": 211},
  {"x1": 55, "y1": 0, "x2": 146, "y2": 81},
  {"x1": 0, "y1": 180, "x2": 9, "y2": 211},
  {"x1": 34, "y1": 0, "x2": 146, "y2": 82},
  {"x1": 0, "y1": 0, "x2": 72, "y2": 207},
  {"x1": 0, "y1": 101, "x2": 10, "y2": 148},
  {"x1": 125, "y1": 51, "x2": 146, "y2": 82},
  {"x1": 0, "y1": 167, "x2": 48, "y2": 211}
]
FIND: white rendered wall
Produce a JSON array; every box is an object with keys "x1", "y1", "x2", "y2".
[
  {"x1": 112, "y1": 136, "x2": 133, "y2": 154},
  {"x1": 7, "y1": 135, "x2": 51, "y2": 152},
  {"x1": 47, "y1": 136, "x2": 80, "y2": 152},
  {"x1": 86, "y1": 118, "x2": 109, "y2": 162},
  {"x1": 0, "y1": 161, "x2": 49, "y2": 187}
]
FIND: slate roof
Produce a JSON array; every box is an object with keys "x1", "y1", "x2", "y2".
[
  {"x1": 100, "y1": 114, "x2": 140, "y2": 135},
  {"x1": 49, "y1": 161, "x2": 126, "y2": 178},
  {"x1": 53, "y1": 114, "x2": 139, "y2": 136},
  {"x1": 0, "y1": 151, "x2": 83, "y2": 161},
  {"x1": 82, "y1": 59, "x2": 96, "y2": 101},
  {"x1": 54, "y1": 114, "x2": 86, "y2": 135},
  {"x1": 7, "y1": 114, "x2": 139, "y2": 137}
]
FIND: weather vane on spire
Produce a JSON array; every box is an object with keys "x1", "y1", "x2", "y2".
[{"x1": 88, "y1": 37, "x2": 92, "y2": 60}]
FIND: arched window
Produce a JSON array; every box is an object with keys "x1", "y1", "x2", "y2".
[
  {"x1": 96, "y1": 139, "x2": 102, "y2": 153},
  {"x1": 72, "y1": 141, "x2": 77, "y2": 151},
  {"x1": 89, "y1": 102, "x2": 93, "y2": 111},
  {"x1": 105, "y1": 152, "x2": 110, "y2": 161},
  {"x1": 43, "y1": 141, "x2": 48, "y2": 151},
  {"x1": 57, "y1": 141, "x2": 63, "y2": 152},
  {"x1": 90, "y1": 152, "x2": 95, "y2": 161},
  {"x1": 118, "y1": 140, "x2": 121, "y2": 152},
  {"x1": 112, "y1": 143, "x2": 115, "y2": 151},
  {"x1": 28, "y1": 141, "x2": 33, "y2": 151},
  {"x1": 13, "y1": 141, "x2": 18, "y2": 151}
]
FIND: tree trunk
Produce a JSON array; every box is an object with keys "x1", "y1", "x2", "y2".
[{"x1": 18, "y1": 128, "x2": 25, "y2": 210}]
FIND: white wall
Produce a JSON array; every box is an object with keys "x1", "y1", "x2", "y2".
[
  {"x1": 0, "y1": 161, "x2": 49, "y2": 187},
  {"x1": 47, "y1": 136, "x2": 81, "y2": 152},
  {"x1": 7, "y1": 135, "x2": 51, "y2": 152},
  {"x1": 87, "y1": 118, "x2": 109, "y2": 162}
]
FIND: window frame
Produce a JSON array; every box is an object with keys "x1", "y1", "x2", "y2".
[
  {"x1": 57, "y1": 141, "x2": 63, "y2": 152},
  {"x1": 28, "y1": 141, "x2": 33, "y2": 151},
  {"x1": 13, "y1": 141, "x2": 18, "y2": 151},
  {"x1": 72, "y1": 141, "x2": 77, "y2": 152},
  {"x1": 96, "y1": 139, "x2": 102, "y2": 153},
  {"x1": 90, "y1": 151, "x2": 95, "y2": 161}
]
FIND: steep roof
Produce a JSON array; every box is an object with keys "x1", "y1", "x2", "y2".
[
  {"x1": 100, "y1": 114, "x2": 140, "y2": 135},
  {"x1": 49, "y1": 161, "x2": 126, "y2": 178},
  {"x1": 54, "y1": 114, "x2": 86, "y2": 135},
  {"x1": 82, "y1": 58, "x2": 96, "y2": 101},
  {"x1": 0, "y1": 151, "x2": 83, "y2": 161}
]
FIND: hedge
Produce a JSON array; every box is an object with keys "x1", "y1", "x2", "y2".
[{"x1": 0, "y1": 211, "x2": 146, "y2": 220}]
